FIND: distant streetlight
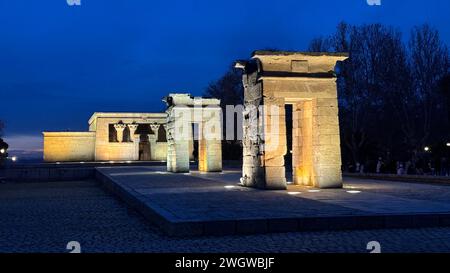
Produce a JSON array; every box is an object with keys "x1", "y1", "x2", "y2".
[
  {"x1": 11, "y1": 156, "x2": 17, "y2": 162},
  {"x1": 424, "y1": 146, "x2": 431, "y2": 152},
  {"x1": 0, "y1": 148, "x2": 5, "y2": 154},
  {"x1": 447, "y1": 143, "x2": 450, "y2": 147}
]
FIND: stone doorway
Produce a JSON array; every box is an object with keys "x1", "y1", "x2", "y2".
[
  {"x1": 192, "y1": 123, "x2": 199, "y2": 161},
  {"x1": 284, "y1": 104, "x2": 293, "y2": 183},
  {"x1": 135, "y1": 124, "x2": 153, "y2": 161},
  {"x1": 138, "y1": 134, "x2": 151, "y2": 161}
]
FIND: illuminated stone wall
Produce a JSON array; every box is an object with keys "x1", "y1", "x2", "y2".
[
  {"x1": 92, "y1": 117, "x2": 136, "y2": 161},
  {"x1": 91, "y1": 113, "x2": 168, "y2": 161},
  {"x1": 153, "y1": 142, "x2": 168, "y2": 161},
  {"x1": 43, "y1": 132, "x2": 95, "y2": 162},
  {"x1": 236, "y1": 51, "x2": 348, "y2": 189},
  {"x1": 43, "y1": 113, "x2": 168, "y2": 162}
]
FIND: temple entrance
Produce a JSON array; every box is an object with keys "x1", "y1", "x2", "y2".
[
  {"x1": 136, "y1": 124, "x2": 152, "y2": 161},
  {"x1": 236, "y1": 51, "x2": 347, "y2": 189},
  {"x1": 192, "y1": 123, "x2": 199, "y2": 162},
  {"x1": 139, "y1": 134, "x2": 151, "y2": 161},
  {"x1": 291, "y1": 100, "x2": 314, "y2": 186},
  {"x1": 284, "y1": 104, "x2": 293, "y2": 183}
]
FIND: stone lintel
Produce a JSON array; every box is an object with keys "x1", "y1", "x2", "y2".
[
  {"x1": 164, "y1": 93, "x2": 220, "y2": 107},
  {"x1": 252, "y1": 50, "x2": 349, "y2": 58},
  {"x1": 252, "y1": 50, "x2": 348, "y2": 75}
]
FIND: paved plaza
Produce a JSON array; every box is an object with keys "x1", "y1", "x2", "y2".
[
  {"x1": 2, "y1": 179, "x2": 450, "y2": 253},
  {"x1": 97, "y1": 166, "x2": 450, "y2": 236}
]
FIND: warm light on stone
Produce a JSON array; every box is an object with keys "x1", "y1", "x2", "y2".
[
  {"x1": 164, "y1": 93, "x2": 222, "y2": 173},
  {"x1": 236, "y1": 51, "x2": 347, "y2": 190},
  {"x1": 43, "y1": 132, "x2": 96, "y2": 162},
  {"x1": 43, "y1": 113, "x2": 167, "y2": 162}
]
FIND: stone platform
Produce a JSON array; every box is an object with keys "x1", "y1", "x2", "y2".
[
  {"x1": 96, "y1": 166, "x2": 450, "y2": 236},
  {"x1": 1, "y1": 161, "x2": 166, "y2": 182}
]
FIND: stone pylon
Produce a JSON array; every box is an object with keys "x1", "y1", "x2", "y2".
[
  {"x1": 164, "y1": 93, "x2": 222, "y2": 173},
  {"x1": 236, "y1": 51, "x2": 348, "y2": 189}
]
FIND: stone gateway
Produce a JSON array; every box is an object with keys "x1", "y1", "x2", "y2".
[
  {"x1": 164, "y1": 93, "x2": 222, "y2": 173},
  {"x1": 235, "y1": 51, "x2": 348, "y2": 189}
]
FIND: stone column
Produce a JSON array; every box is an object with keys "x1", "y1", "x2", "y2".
[
  {"x1": 128, "y1": 123, "x2": 138, "y2": 137},
  {"x1": 162, "y1": 124, "x2": 168, "y2": 143},
  {"x1": 262, "y1": 97, "x2": 287, "y2": 190},
  {"x1": 149, "y1": 124, "x2": 161, "y2": 161},
  {"x1": 150, "y1": 123, "x2": 161, "y2": 137},
  {"x1": 200, "y1": 109, "x2": 223, "y2": 172},
  {"x1": 166, "y1": 123, "x2": 175, "y2": 171},
  {"x1": 293, "y1": 101, "x2": 314, "y2": 186},
  {"x1": 166, "y1": 107, "x2": 191, "y2": 173},
  {"x1": 200, "y1": 140, "x2": 222, "y2": 172},
  {"x1": 311, "y1": 98, "x2": 342, "y2": 188},
  {"x1": 240, "y1": 69, "x2": 265, "y2": 188},
  {"x1": 128, "y1": 124, "x2": 139, "y2": 161},
  {"x1": 171, "y1": 127, "x2": 191, "y2": 172},
  {"x1": 114, "y1": 123, "x2": 127, "y2": 143}
]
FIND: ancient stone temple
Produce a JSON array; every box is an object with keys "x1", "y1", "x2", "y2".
[
  {"x1": 43, "y1": 113, "x2": 168, "y2": 162},
  {"x1": 164, "y1": 93, "x2": 222, "y2": 173},
  {"x1": 235, "y1": 51, "x2": 348, "y2": 189}
]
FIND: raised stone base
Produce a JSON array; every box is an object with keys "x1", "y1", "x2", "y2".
[{"x1": 97, "y1": 167, "x2": 450, "y2": 237}]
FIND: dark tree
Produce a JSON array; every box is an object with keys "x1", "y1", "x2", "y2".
[
  {"x1": 308, "y1": 37, "x2": 331, "y2": 52},
  {"x1": 408, "y1": 24, "x2": 450, "y2": 149},
  {"x1": 308, "y1": 22, "x2": 450, "y2": 173},
  {"x1": 439, "y1": 74, "x2": 450, "y2": 133},
  {"x1": 203, "y1": 65, "x2": 244, "y2": 160},
  {"x1": 335, "y1": 24, "x2": 407, "y2": 167},
  {"x1": 204, "y1": 65, "x2": 243, "y2": 108}
]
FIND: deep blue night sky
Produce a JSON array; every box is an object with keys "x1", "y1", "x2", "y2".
[{"x1": 1, "y1": 0, "x2": 450, "y2": 154}]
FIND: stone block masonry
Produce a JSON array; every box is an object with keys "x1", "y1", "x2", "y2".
[
  {"x1": 43, "y1": 113, "x2": 168, "y2": 162},
  {"x1": 236, "y1": 51, "x2": 348, "y2": 189},
  {"x1": 164, "y1": 94, "x2": 222, "y2": 173}
]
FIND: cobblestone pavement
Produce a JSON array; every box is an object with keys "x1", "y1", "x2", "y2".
[{"x1": 1, "y1": 180, "x2": 450, "y2": 253}]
